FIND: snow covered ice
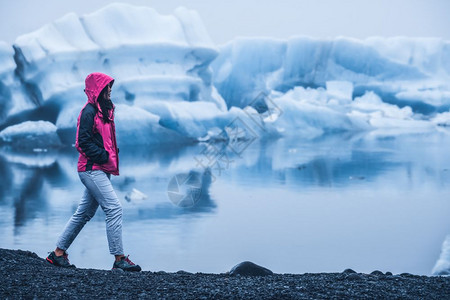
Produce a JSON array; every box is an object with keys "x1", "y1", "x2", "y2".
[
  {"x1": 0, "y1": 120, "x2": 61, "y2": 149},
  {"x1": 0, "y1": 3, "x2": 449, "y2": 147},
  {"x1": 432, "y1": 235, "x2": 450, "y2": 275},
  {"x1": 212, "y1": 36, "x2": 450, "y2": 111}
]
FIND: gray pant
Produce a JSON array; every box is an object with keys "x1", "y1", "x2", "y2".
[{"x1": 56, "y1": 170, "x2": 123, "y2": 255}]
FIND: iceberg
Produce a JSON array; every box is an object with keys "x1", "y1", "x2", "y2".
[
  {"x1": 432, "y1": 235, "x2": 450, "y2": 275},
  {"x1": 0, "y1": 42, "x2": 13, "y2": 119},
  {"x1": 0, "y1": 42, "x2": 15, "y2": 82},
  {"x1": 0, "y1": 120, "x2": 61, "y2": 149},
  {"x1": 1, "y1": 3, "x2": 233, "y2": 146},
  {"x1": 211, "y1": 36, "x2": 450, "y2": 114},
  {"x1": 0, "y1": 3, "x2": 449, "y2": 148},
  {"x1": 4, "y1": 3, "x2": 223, "y2": 133},
  {"x1": 125, "y1": 188, "x2": 148, "y2": 203},
  {"x1": 12, "y1": 3, "x2": 219, "y2": 107},
  {"x1": 0, "y1": 41, "x2": 34, "y2": 120}
]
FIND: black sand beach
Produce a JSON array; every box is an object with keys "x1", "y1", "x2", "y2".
[{"x1": 1, "y1": 248, "x2": 449, "y2": 299}]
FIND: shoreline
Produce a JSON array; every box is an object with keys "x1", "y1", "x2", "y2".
[{"x1": 1, "y1": 248, "x2": 449, "y2": 299}]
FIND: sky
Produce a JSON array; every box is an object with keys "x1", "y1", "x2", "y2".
[{"x1": 1, "y1": 0, "x2": 449, "y2": 45}]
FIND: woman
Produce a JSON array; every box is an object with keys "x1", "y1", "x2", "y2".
[{"x1": 46, "y1": 72, "x2": 141, "y2": 272}]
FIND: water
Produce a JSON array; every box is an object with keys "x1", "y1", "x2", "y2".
[{"x1": 1, "y1": 131, "x2": 450, "y2": 275}]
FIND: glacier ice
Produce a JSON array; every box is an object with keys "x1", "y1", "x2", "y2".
[
  {"x1": 0, "y1": 4, "x2": 449, "y2": 148},
  {"x1": 0, "y1": 3, "x2": 243, "y2": 147},
  {"x1": 0, "y1": 42, "x2": 15, "y2": 77},
  {"x1": 114, "y1": 104, "x2": 193, "y2": 145},
  {"x1": 432, "y1": 235, "x2": 450, "y2": 275},
  {"x1": 9, "y1": 3, "x2": 220, "y2": 117},
  {"x1": 0, "y1": 41, "x2": 34, "y2": 119},
  {"x1": 125, "y1": 188, "x2": 148, "y2": 203},
  {"x1": 211, "y1": 36, "x2": 450, "y2": 113},
  {"x1": 0, "y1": 120, "x2": 61, "y2": 149},
  {"x1": 325, "y1": 81, "x2": 353, "y2": 102},
  {"x1": 365, "y1": 37, "x2": 450, "y2": 78}
]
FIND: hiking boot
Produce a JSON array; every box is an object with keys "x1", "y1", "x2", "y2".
[
  {"x1": 112, "y1": 255, "x2": 141, "y2": 272},
  {"x1": 46, "y1": 251, "x2": 76, "y2": 268}
]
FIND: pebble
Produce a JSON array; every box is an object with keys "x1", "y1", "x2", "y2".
[{"x1": 370, "y1": 270, "x2": 384, "y2": 276}]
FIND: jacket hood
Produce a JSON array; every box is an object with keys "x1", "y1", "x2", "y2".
[{"x1": 84, "y1": 72, "x2": 114, "y2": 104}]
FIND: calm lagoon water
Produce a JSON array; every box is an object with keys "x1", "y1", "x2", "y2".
[{"x1": 1, "y1": 131, "x2": 450, "y2": 275}]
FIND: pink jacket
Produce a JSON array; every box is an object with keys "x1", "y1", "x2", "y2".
[{"x1": 75, "y1": 72, "x2": 119, "y2": 175}]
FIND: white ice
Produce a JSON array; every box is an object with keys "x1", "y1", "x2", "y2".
[
  {"x1": 0, "y1": 120, "x2": 61, "y2": 148},
  {"x1": 212, "y1": 36, "x2": 450, "y2": 111},
  {"x1": 10, "y1": 3, "x2": 219, "y2": 116},
  {"x1": 432, "y1": 235, "x2": 450, "y2": 275},
  {"x1": 0, "y1": 4, "x2": 449, "y2": 147}
]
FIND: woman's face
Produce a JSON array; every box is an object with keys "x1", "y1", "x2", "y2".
[{"x1": 103, "y1": 84, "x2": 111, "y2": 101}]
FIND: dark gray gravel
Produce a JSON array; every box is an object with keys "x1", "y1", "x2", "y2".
[{"x1": 1, "y1": 248, "x2": 449, "y2": 299}]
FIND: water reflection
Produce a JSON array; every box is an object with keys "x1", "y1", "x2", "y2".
[
  {"x1": 128, "y1": 169, "x2": 217, "y2": 220},
  {"x1": 1, "y1": 132, "x2": 449, "y2": 225},
  {"x1": 0, "y1": 154, "x2": 13, "y2": 201},
  {"x1": 1, "y1": 150, "x2": 70, "y2": 231},
  {"x1": 0, "y1": 144, "x2": 220, "y2": 229},
  {"x1": 1, "y1": 132, "x2": 450, "y2": 274}
]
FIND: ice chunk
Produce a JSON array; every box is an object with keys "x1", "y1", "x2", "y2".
[
  {"x1": 250, "y1": 87, "x2": 435, "y2": 139},
  {"x1": 432, "y1": 111, "x2": 450, "y2": 127},
  {"x1": 212, "y1": 36, "x2": 449, "y2": 113},
  {"x1": 432, "y1": 235, "x2": 450, "y2": 275},
  {"x1": 0, "y1": 41, "x2": 31, "y2": 120},
  {"x1": 0, "y1": 121, "x2": 61, "y2": 149},
  {"x1": 125, "y1": 188, "x2": 148, "y2": 203},
  {"x1": 12, "y1": 3, "x2": 219, "y2": 112},
  {"x1": 350, "y1": 92, "x2": 435, "y2": 136},
  {"x1": 272, "y1": 91, "x2": 367, "y2": 138},
  {"x1": 352, "y1": 92, "x2": 414, "y2": 120},
  {"x1": 395, "y1": 89, "x2": 450, "y2": 108}
]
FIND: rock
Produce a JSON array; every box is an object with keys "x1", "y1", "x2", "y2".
[
  {"x1": 385, "y1": 272, "x2": 393, "y2": 276},
  {"x1": 176, "y1": 270, "x2": 192, "y2": 275},
  {"x1": 16, "y1": 250, "x2": 40, "y2": 259},
  {"x1": 371, "y1": 270, "x2": 384, "y2": 276},
  {"x1": 342, "y1": 269, "x2": 356, "y2": 274},
  {"x1": 155, "y1": 271, "x2": 167, "y2": 275},
  {"x1": 229, "y1": 261, "x2": 273, "y2": 276}
]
